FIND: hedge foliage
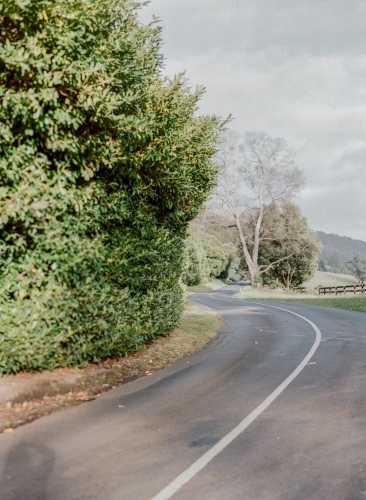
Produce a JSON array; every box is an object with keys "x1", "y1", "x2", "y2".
[
  {"x1": 0, "y1": 0, "x2": 222, "y2": 373},
  {"x1": 182, "y1": 231, "x2": 230, "y2": 286}
]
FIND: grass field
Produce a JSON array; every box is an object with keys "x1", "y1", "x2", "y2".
[
  {"x1": 302, "y1": 271, "x2": 358, "y2": 290},
  {"x1": 235, "y1": 286, "x2": 366, "y2": 313}
]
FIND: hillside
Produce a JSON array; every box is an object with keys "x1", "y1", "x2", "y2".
[
  {"x1": 303, "y1": 270, "x2": 358, "y2": 289},
  {"x1": 317, "y1": 231, "x2": 366, "y2": 273}
]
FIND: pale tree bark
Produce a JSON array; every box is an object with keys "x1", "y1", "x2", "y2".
[{"x1": 211, "y1": 130, "x2": 305, "y2": 286}]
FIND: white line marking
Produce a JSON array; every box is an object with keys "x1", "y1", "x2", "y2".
[
  {"x1": 151, "y1": 298, "x2": 322, "y2": 500},
  {"x1": 323, "y1": 337, "x2": 366, "y2": 343}
]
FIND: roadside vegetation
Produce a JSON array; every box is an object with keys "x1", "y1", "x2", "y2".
[
  {"x1": 278, "y1": 295, "x2": 366, "y2": 313},
  {"x1": 181, "y1": 231, "x2": 231, "y2": 287},
  {"x1": 235, "y1": 284, "x2": 366, "y2": 314},
  {"x1": 0, "y1": 301, "x2": 221, "y2": 433},
  {"x1": 0, "y1": 0, "x2": 223, "y2": 374},
  {"x1": 2, "y1": 0, "x2": 363, "y2": 381}
]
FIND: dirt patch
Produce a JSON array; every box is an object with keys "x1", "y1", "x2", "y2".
[{"x1": 0, "y1": 301, "x2": 221, "y2": 434}]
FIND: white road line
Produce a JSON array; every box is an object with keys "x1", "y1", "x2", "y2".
[{"x1": 151, "y1": 298, "x2": 321, "y2": 500}]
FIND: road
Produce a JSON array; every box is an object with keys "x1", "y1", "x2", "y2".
[{"x1": 0, "y1": 285, "x2": 365, "y2": 500}]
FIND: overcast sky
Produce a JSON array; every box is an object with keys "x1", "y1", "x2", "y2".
[{"x1": 139, "y1": 0, "x2": 366, "y2": 241}]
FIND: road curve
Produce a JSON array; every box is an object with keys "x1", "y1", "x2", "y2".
[{"x1": 0, "y1": 285, "x2": 365, "y2": 500}]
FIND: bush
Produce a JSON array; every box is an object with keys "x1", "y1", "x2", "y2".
[
  {"x1": 0, "y1": 0, "x2": 222, "y2": 373},
  {"x1": 182, "y1": 231, "x2": 230, "y2": 286},
  {"x1": 200, "y1": 233, "x2": 231, "y2": 279},
  {"x1": 181, "y1": 233, "x2": 207, "y2": 286}
]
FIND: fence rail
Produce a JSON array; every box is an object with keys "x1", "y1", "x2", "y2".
[
  {"x1": 282, "y1": 287, "x2": 306, "y2": 293},
  {"x1": 319, "y1": 284, "x2": 366, "y2": 295}
]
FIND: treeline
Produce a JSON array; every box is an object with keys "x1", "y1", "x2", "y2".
[
  {"x1": 317, "y1": 231, "x2": 366, "y2": 274},
  {"x1": 0, "y1": 0, "x2": 222, "y2": 373}
]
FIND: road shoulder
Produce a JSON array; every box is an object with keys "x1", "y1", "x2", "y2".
[{"x1": 0, "y1": 301, "x2": 221, "y2": 434}]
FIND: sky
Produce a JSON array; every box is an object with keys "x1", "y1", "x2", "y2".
[{"x1": 139, "y1": 0, "x2": 366, "y2": 241}]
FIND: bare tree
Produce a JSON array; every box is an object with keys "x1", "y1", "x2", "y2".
[{"x1": 211, "y1": 130, "x2": 305, "y2": 286}]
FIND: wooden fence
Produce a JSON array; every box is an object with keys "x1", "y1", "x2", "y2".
[{"x1": 319, "y1": 284, "x2": 366, "y2": 295}]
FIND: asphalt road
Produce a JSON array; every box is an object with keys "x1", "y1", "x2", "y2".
[{"x1": 1, "y1": 285, "x2": 365, "y2": 500}]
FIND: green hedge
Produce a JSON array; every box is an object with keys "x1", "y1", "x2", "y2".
[{"x1": 0, "y1": 0, "x2": 222, "y2": 373}]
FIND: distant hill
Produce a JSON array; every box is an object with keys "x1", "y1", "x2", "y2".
[{"x1": 317, "y1": 231, "x2": 366, "y2": 273}]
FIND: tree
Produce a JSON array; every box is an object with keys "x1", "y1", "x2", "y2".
[
  {"x1": 200, "y1": 233, "x2": 231, "y2": 280},
  {"x1": 0, "y1": 0, "x2": 223, "y2": 373},
  {"x1": 346, "y1": 254, "x2": 366, "y2": 284},
  {"x1": 192, "y1": 214, "x2": 246, "y2": 281},
  {"x1": 318, "y1": 259, "x2": 327, "y2": 272},
  {"x1": 325, "y1": 255, "x2": 344, "y2": 273},
  {"x1": 211, "y1": 130, "x2": 305, "y2": 286},
  {"x1": 181, "y1": 230, "x2": 230, "y2": 286},
  {"x1": 181, "y1": 232, "x2": 207, "y2": 286},
  {"x1": 259, "y1": 204, "x2": 321, "y2": 290}
]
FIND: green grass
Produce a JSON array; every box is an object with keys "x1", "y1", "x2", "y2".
[{"x1": 235, "y1": 287, "x2": 366, "y2": 313}]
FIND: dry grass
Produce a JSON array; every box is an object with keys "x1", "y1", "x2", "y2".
[
  {"x1": 186, "y1": 284, "x2": 212, "y2": 293},
  {"x1": 186, "y1": 278, "x2": 227, "y2": 294},
  {"x1": 0, "y1": 301, "x2": 221, "y2": 434},
  {"x1": 303, "y1": 270, "x2": 358, "y2": 290}
]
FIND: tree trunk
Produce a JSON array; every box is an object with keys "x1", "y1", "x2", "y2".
[
  {"x1": 251, "y1": 184, "x2": 264, "y2": 282},
  {"x1": 281, "y1": 272, "x2": 290, "y2": 292},
  {"x1": 235, "y1": 216, "x2": 256, "y2": 286},
  {"x1": 285, "y1": 275, "x2": 290, "y2": 292},
  {"x1": 248, "y1": 267, "x2": 256, "y2": 287}
]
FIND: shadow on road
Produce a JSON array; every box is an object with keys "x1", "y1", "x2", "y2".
[{"x1": 0, "y1": 441, "x2": 55, "y2": 500}]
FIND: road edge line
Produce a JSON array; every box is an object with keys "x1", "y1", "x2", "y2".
[{"x1": 150, "y1": 299, "x2": 321, "y2": 500}]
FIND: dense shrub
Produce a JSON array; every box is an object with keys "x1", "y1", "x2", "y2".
[
  {"x1": 200, "y1": 233, "x2": 231, "y2": 279},
  {"x1": 182, "y1": 231, "x2": 230, "y2": 286},
  {"x1": 181, "y1": 233, "x2": 207, "y2": 286},
  {"x1": 0, "y1": 0, "x2": 222, "y2": 373}
]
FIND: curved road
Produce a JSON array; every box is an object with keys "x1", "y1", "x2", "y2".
[{"x1": 1, "y1": 286, "x2": 365, "y2": 499}]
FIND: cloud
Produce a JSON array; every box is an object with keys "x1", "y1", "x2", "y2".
[
  {"x1": 139, "y1": 0, "x2": 366, "y2": 240},
  {"x1": 140, "y1": 0, "x2": 366, "y2": 58}
]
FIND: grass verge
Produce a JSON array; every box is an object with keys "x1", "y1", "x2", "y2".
[
  {"x1": 186, "y1": 284, "x2": 212, "y2": 293},
  {"x1": 0, "y1": 301, "x2": 221, "y2": 434},
  {"x1": 235, "y1": 288, "x2": 366, "y2": 313}
]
